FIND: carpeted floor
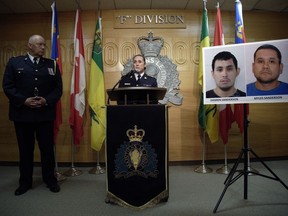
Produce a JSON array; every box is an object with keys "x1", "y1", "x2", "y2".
[{"x1": 0, "y1": 160, "x2": 287, "y2": 216}]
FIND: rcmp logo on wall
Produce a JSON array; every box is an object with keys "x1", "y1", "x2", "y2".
[
  {"x1": 113, "y1": 125, "x2": 159, "y2": 179},
  {"x1": 122, "y1": 32, "x2": 183, "y2": 105}
]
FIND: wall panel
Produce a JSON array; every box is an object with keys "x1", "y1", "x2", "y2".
[{"x1": 0, "y1": 10, "x2": 287, "y2": 163}]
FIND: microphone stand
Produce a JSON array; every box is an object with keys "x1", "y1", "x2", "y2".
[{"x1": 107, "y1": 70, "x2": 135, "y2": 105}]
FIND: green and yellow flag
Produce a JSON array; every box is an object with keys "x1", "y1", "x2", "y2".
[
  {"x1": 88, "y1": 17, "x2": 106, "y2": 151},
  {"x1": 197, "y1": 5, "x2": 219, "y2": 143}
]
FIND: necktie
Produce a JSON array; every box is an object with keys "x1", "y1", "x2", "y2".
[
  {"x1": 33, "y1": 57, "x2": 38, "y2": 65},
  {"x1": 136, "y1": 74, "x2": 141, "y2": 86}
]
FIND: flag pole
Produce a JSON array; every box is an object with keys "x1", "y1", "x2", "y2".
[
  {"x1": 51, "y1": 1, "x2": 66, "y2": 181},
  {"x1": 63, "y1": 130, "x2": 82, "y2": 177},
  {"x1": 216, "y1": 144, "x2": 231, "y2": 174},
  {"x1": 194, "y1": 131, "x2": 213, "y2": 173},
  {"x1": 89, "y1": 151, "x2": 105, "y2": 174},
  {"x1": 54, "y1": 145, "x2": 67, "y2": 181},
  {"x1": 195, "y1": 0, "x2": 213, "y2": 174},
  {"x1": 234, "y1": 0, "x2": 258, "y2": 175},
  {"x1": 88, "y1": 0, "x2": 105, "y2": 175}
]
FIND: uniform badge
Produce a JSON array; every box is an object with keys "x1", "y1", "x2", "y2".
[
  {"x1": 17, "y1": 68, "x2": 24, "y2": 74},
  {"x1": 48, "y1": 68, "x2": 55, "y2": 75}
]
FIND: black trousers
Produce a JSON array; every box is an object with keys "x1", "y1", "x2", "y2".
[{"x1": 14, "y1": 121, "x2": 57, "y2": 187}]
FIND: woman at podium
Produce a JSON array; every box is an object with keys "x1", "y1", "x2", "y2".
[
  {"x1": 117, "y1": 54, "x2": 158, "y2": 104},
  {"x1": 119, "y1": 54, "x2": 157, "y2": 88}
]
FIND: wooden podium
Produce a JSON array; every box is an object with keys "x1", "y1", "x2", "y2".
[{"x1": 105, "y1": 87, "x2": 169, "y2": 209}]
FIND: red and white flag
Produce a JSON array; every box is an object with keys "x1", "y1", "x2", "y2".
[
  {"x1": 214, "y1": 2, "x2": 235, "y2": 144},
  {"x1": 214, "y1": 2, "x2": 224, "y2": 46},
  {"x1": 69, "y1": 9, "x2": 86, "y2": 145}
]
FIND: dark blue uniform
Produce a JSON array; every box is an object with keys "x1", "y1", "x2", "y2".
[
  {"x1": 119, "y1": 73, "x2": 157, "y2": 88},
  {"x1": 2, "y1": 55, "x2": 62, "y2": 189},
  {"x1": 118, "y1": 73, "x2": 158, "y2": 104}
]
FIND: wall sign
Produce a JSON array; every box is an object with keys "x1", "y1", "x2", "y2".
[{"x1": 114, "y1": 11, "x2": 186, "y2": 29}]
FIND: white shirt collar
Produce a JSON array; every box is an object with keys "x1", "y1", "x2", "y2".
[
  {"x1": 134, "y1": 72, "x2": 144, "y2": 79},
  {"x1": 28, "y1": 53, "x2": 39, "y2": 63}
]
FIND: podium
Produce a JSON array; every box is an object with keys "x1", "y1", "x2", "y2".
[
  {"x1": 105, "y1": 87, "x2": 169, "y2": 209},
  {"x1": 107, "y1": 87, "x2": 166, "y2": 105}
]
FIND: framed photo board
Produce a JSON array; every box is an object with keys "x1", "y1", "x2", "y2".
[{"x1": 203, "y1": 39, "x2": 288, "y2": 104}]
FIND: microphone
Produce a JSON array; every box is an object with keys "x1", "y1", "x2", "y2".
[
  {"x1": 116, "y1": 70, "x2": 135, "y2": 87},
  {"x1": 107, "y1": 70, "x2": 135, "y2": 104},
  {"x1": 123, "y1": 70, "x2": 135, "y2": 77}
]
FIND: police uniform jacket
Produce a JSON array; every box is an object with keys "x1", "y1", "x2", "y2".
[
  {"x1": 119, "y1": 73, "x2": 157, "y2": 88},
  {"x1": 117, "y1": 72, "x2": 158, "y2": 104},
  {"x1": 2, "y1": 55, "x2": 63, "y2": 122}
]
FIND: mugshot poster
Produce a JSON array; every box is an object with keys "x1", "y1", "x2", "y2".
[{"x1": 203, "y1": 39, "x2": 288, "y2": 105}]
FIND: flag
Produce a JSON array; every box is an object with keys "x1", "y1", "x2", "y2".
[
  {"x1": 51, "y1": 1, "x2": 62, "y2": 145},
  {"x1": 235, "y1": 0, "x2": 246, "y2": 44},
  {"x1": 218, "y1": 104, "x2": 235, "y2": 144},
  {"x1": 234, "y1": 0, "x2": 248, "y2": 133},
  {"x1": 213, "y1": 2, "x2": 224, "y2": 46},
  {"x1": 88, "y1": 17, "x2": 106, "y2": 151},
  {"x1": 198, "y1": 3, "x2": 219, "y2": 143},
  {"x1": 213, "y1": 2, "x2": 235, "y2": 144},
  {"x1": 69, "y1": 9, "x2": 86, "y2": 145}
]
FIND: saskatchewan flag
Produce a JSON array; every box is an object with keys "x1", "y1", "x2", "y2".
[
  {"x1": 197, "y1": 5, "x2": 219, "y2": 143},
  {"x1": 88, "y1": 17, "x2": 106, "y2": 151}
]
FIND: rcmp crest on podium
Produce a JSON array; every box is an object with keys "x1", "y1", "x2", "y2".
[
  {"x1": 122, "y1": 31, "x2": 183, "y2": 105},
  {"x1": 106, "y1": 105, "x2": 168, "y2": 209},
  {"x1": 114, "y1": 125, "x2": 159, "y2": 179}
]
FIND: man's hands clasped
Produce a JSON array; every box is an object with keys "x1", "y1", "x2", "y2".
[{"x1": 25, "y1": 97, "x2": 47, "y2": 108}]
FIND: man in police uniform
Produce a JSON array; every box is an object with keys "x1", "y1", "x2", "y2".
[{"x1": 2, "y1": 35, "x2": 63, "y2": 195}]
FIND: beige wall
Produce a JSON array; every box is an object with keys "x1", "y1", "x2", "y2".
[{"x1": 0, "y1": 9, "x2": 288, "y2": 163}]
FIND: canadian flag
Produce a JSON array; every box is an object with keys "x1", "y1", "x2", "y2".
[
  {"x1": 69, "y1": 9, "x2": 86, "y2": 145},
  {"x1": 214, "y1": 2, "x2": 235, "y2": 144}
]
